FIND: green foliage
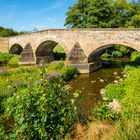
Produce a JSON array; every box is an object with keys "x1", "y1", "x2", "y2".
[
  {"x1": 101, "y1": 52, "x2": 111, "y2": 58},
  {"x1": 0, "y1": 67, "x2": 78, "y2": 139},
  {"x1": 91, "y1": 51, "x2": 140, "y2": 138},
  {"x1": 10, "y1": 44, "x2": 23, "y2": 55},
  {"x1": 65, "y1": 0, "x2": 114, "y2": 28},
  {"x1": 0, "y1": 27, "x2": 18, "y2": 37},
  {"x1": 130, "y1": 51, "x2": 140, "y2": 61},
  {"x1": 47, "y1": 61, "x2": 77, "y2": 80},
  {"x1": 112, "y1": 50, "x2": 122, "y2": 57},
  {"x1": 53, "y1": 44, "x2": 66, "y2": 60},
  {"x1": 0, "y1": 26, "x2": 25, "y2": 37},
  {"x1": 101, "y1": 45, "x2": 133, "y2": 59},
  {"x1": 113, "y1": 0, "x2": 140, "y2": 28},
  {"x1": 8, "y1": 55, "x2": 20, "y2": 65},
  {"x1": 105, "y1": 83, "x2": 125, "y2": 101},
  {"x1": 65, "y1": 0, "x2": 140, "y2": 28},
  {"x1": 91, "y1": 102, "x2": 120, "y2": 122},
  {"x1": 112, "y1": 69, "x2": 140, "y2": 140},
  {"x1": 53, "y1": 44, "x2": 65, "y2": 53},
  {"x1": 0, "y1": 53, "x2": 20, "y2": 65},
  {"x1": 47, "y1": 61, "x2": 65, "y2": 70},
  {"x1": 0, "y1": 53, "x2": 14, "y2": 64}
]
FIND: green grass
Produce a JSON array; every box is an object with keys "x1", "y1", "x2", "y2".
[
  {"x1": 53, "y1": 44, "x2": 65, "y2": 53},
  {"x1": 0, "y1": 53, "x2": 20, "y2": 65},
  {"x1": 8, "y1": 55, "x2": 20, "y2": 65}
]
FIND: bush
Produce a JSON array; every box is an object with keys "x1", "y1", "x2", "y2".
[
  {"x1": 130, "y1": 51, "x2": 140, "y2": 65},
  {"x1": 105, "y1": 83, "x2": 125, "y2": 101},
  {"x1": 90, "y1": 102, "x2": 120, "y2": 122},
  {"x1": 60, "y1": 66, "x2": 77, "y2": 81},
  {"x1": 47, "y1": 61, "x2": 77, "y2": 80},
  {"x1": 47, "y1": 61, "x2": 65, "y2": 71},
  {"x1": 101, "y1": 52, "x2": 111, "y2": 58},
  {"x1": 0, "y1": 53, "x2": 14, "y2": 64},
  {"x1": 112, "y1": 50, "x2": 122, "y2": 57},
  {"x1": 0, "y1": 68, "x2": 78, "y2": 139},
  {"x1": 8, "y1": 55, "x2": 20, "y2": 65}
]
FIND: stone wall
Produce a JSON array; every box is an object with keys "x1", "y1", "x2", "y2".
[{"x1": 0, "y1": 37, "x2": 9, "y2": 53}]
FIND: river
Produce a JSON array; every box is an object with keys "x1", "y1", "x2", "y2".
[{"x1": 70, "y1": 60, "x2": 128, "y2": 118}]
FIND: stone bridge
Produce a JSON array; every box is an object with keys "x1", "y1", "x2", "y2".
[{"x1": 0, "y1": 29, "x2": 140, "y2": 73}]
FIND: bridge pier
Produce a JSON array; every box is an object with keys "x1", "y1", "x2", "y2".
[
  {"x1": 67, "y1": 61, "x2": 102, "y2": 73},
  {"x1": 18, "y1": 43, "x2": 36, "y2": 65}
]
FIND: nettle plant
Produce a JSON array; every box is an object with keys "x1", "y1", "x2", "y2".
[{"x1": 1, "y1": 67, "x2": 78, "y2": 140}]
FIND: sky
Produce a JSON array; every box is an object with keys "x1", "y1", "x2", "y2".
[
  {"x1": 0, "y1": 0, "x2": 136, "y2": 32},
  {"x1": 0, "y1": 0, "x2": 77, "y2": 31}
]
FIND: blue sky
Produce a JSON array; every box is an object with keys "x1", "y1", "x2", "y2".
[
  {"x1": 0, "y1": 0, "x2": 136, "y2": 31},
  {"x1": 0, "y1": 0, "x2": 77, "y2": 31}
]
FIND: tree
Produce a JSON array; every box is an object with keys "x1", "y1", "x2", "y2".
[
  {"x1": 64, "y1": 0, "x2": 140, "y2": 28},
  {"x1": 0, "y1": 27, "x2": 18, "y2": 37},
  {"x1": 0, "y1": 26, "x2": 26, "y2": 37},
  {"x1": 64, "y1": 0, "x2": 115, "y2": 28},
  {"x1": 113, "y1": 0, "x2": 140, "y2": 27}
]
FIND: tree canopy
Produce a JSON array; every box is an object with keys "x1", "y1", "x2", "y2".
[
  {"x1": 0, "y1": 27, "x2": 25, "y2": 37},
  {"x1": 64, "y1": 0, "x2": 140, "y2": 28}
]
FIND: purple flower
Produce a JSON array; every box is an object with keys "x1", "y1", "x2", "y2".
[
  {"x1": 46, "y1": 72, "x2": 60, "y2": 81},
  {"x1": 0, "y1": 68, "x2": 8, "y2": 74}
]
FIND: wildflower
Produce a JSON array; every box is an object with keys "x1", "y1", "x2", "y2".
[
  {"x1": 108, "y1": 99, "x2": 121, "y2": 113},
  {"x1": 46, "y1": 72, "x2": 60, "y2": 81}
]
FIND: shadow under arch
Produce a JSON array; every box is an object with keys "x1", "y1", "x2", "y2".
[
  {"x1": 9, "y1": 43, "x2": 23, "y2": 55},
  {"x1": 35, "y1": 40, "x2": 66, "y2": 63},
  {"x1": 88, "y1": 44, "x2": 136, "y2": 63}
]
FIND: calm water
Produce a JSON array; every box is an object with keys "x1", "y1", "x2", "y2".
[{"x1": 70, "y1": 62, "x2": 126, "y2": 118}]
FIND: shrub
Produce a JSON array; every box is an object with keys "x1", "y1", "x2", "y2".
[
  {"x1": 0, "y1": 68, "x2": 78, "y2": 139},
  {"x1": 8, "y1": 55, "x2": 20, "y2": 65},
  {"x1": 0, "y1": 53, "x2": 14, "y2": 64},
  {"x1": 104, "y1": 83, "x2": 125, "y2": 101},
  {"x1": 130, "y1": 51, "x2": 140, "y2": 65},
  {"x1": 112, "y1": 50, "x2": 122, "y2": 57},
  {"x1": 47, "y1": 61, "x2": 65, "y2": 71},
  {"x1": 90, "y1": 102, "x2": 120, "y2": 122},
  {"x1": 60, "y1": 66, "x2": 77, "y2": 81},
  {"x1": 47, "y1": 61, "x2": 77, "y2": 80},
  {"x1": 101, "y1": 52, "x2": 111, "y2": 58}
]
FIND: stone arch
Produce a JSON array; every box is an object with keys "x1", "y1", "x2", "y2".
[
  {"x1": 9, "y1": 43, "x2": 23, "y2": 54},
  {"x1": 35, "y1": 40, "x2": 66, "y2": 63},
  {"x1": 88, "y1": 43, "x2": 137, "y2": 63},
  {"x1": 67, "y1": 42, "x2": 87, "y2": 64}
]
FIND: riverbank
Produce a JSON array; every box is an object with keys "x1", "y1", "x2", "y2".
[
  {"x1": 0, "y1": 61, "x2": 78, "y2": 139},
  {"x1": 65, "y1": 51, "x2": 140, "y2": 140},
  {"x1": 0, "y1": 51, "x2": 140, "y2": 139}
]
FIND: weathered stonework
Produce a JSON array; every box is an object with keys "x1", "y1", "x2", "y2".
[
  {"x1": 0, "y1": 38, "x2": 9, "y2": 53},
  {"x1": 0, "y1": 29, "x2": 140, "y2": 73}
]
